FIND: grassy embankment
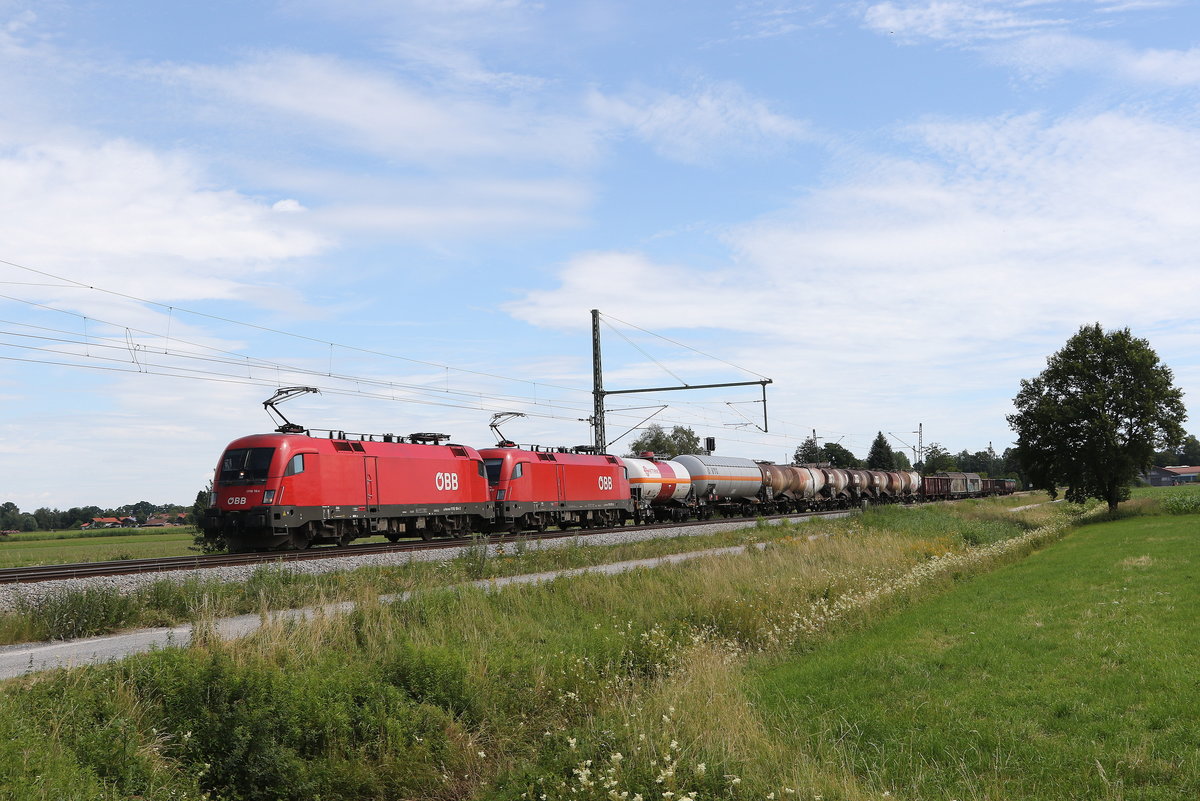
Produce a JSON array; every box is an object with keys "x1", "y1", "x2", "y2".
[{"x1": 5, "y1": 488, "x2": 1197, "y2": 800}]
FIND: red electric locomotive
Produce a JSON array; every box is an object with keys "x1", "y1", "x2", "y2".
[
  {"x1": 478, "y1": 445, "x2": 634, "y2": 531},
  {"x1": 203, "y1": 431, "x2": 493, "y2": 552}
]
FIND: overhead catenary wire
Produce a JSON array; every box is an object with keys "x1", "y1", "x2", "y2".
[{"x1": 0, "y1": 259, "x2": 874, "y2": 453}]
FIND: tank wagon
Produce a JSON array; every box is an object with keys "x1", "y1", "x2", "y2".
[{"x1": 203, "y1": 432, "x2": 1017, "y2": 551}]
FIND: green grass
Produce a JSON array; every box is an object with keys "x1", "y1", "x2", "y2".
[
  {"x1": 0, "y1": 496, "x2": 1077, "y2": 800},
  {"x1": 0, "y1": 529, "x2": 198, "y2": 568},
  {"x1": 754, "y1": 510, "x2": 1199, "y2": 800}
]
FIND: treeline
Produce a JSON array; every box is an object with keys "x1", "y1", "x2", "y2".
[
  {"x1": 794, "y1": 432, "x2": 1023, "y2": 480},
  {"x1": 0, "y1": 500, "x2": 191, "y2": 532}
]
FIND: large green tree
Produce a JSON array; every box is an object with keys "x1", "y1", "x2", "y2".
[
  {"x1": 866, "y1": 432, "x2": 896, "y2": 470},
  {"x1": 821, "y1": 443, "x2": 861, "y2": 468},
  {"x1": 920, "y1": 443, "x2": 957, "y2": 474},
  {"x1": 626, "y1": 424, "x2": 702, "y2": 459},
  {"x1": 1008, "y1": 324, "x2": 1186, "y2": 512},
  {"x1": 792, "y1": 436, "x2": 822, "y2": 465}
]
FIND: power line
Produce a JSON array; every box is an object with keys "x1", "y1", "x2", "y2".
[{"x1": 0, "y1": 258, "x2": 592, "y2": 395}]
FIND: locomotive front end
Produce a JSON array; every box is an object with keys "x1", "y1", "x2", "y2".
[{"x1": 202, "y1": 435, "x2": 294, "y2": 551}]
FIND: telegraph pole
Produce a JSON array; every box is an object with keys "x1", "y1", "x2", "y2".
[{"x1": 592, "y1": 309, "x2": 606, "y2": 452}]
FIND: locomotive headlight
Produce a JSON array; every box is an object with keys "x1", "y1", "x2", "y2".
[{"x1": 263, "y1": 490, "x2": 276, "y2": 504}]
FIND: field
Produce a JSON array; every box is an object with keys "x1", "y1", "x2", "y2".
[
  {"x1": 0, "y1": 488, "x2": 1194, "y2": 800},
  {"x1": 754, "y1": 504, "x2": 1199, "y2": 800},
  {"x1": 0, "y1": 528, "x2": 198, "y2": 568}
]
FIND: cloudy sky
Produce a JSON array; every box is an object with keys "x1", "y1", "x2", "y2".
[{"x1": 2, "y1": 0, "x2": 1198, "y2": 510}]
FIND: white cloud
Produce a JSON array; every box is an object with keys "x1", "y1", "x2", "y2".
[
  {"x1": 507, "y1": 110, "x2": 1200, "y2": 448},
  {"x1": 587, "y1": 82, "x2": 810, "y2": 165},
  {"x1": 0, "y1": 136, "x2": 326, "y2": 291},
  {"x1": 863, "y1": 1, "x2": 1069, "y2": 43},
  {"x1": 176, "y1": 51, "x2": 599, "y2": 167},
  {"x1": 863, "y1": 1, "x2": 1200, "y2": 86}
]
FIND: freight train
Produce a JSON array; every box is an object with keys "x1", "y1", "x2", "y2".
[{"x1": 200, "y1": 430, "x2": 1017, "y2": 553}]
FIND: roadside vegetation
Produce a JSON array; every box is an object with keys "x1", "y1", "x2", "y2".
[{"x1": 0, "y1": 487, "x2": 1194, "y2": 800}]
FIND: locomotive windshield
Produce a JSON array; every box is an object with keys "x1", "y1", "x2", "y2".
[
  {"x1": 218, "y1": 447, "x2": 276, "y2": 485},
  {"x1": 483, "y1": 458, "x2": 503, "y2": 485}
]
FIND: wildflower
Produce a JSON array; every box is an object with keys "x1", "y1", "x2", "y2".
[
  {"x1": 611, "y1": 753, "x2": 624, "y2": 763},
  {"x1": 568, "y1": 737, "x2": 577, "y2": 750},
  {"x1": 696, "y1": 763, "x2": 706, "y2": 775}
]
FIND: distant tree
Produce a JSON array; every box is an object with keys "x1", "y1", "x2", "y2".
[
  {"x1": 920, "y1": 443, "x2": 957, "y2": 474},
  {"x1": 0, "y1": 502, "x2": 19, "y2": 531},
  {"x1": 32, "y1": 507, "x2": 62, "y2": 532},
  {"x1": 893, "y1": 450, "x2": 912, "y2": 470},
  {"x1": 122, "y1": 500, "x2": 158, "y2": 521},
  {"x1": 821, "y1": 443, "x2": 861, "y2": 468},
  {"x1": 626, "y1": 424, "x2": 702, "y2": 459},
  {"x1": 792, "y1": 436, "x2": 823, "y2": 465},
  {"x1": 189, "y1": 484, "x2": 212, "y2": 527},
  {"x1": 1154, "y1": 433, "x2": 1200, "y2": 467},
  {"x1": 1008, "y1": 324, "x2": 1185, "y2": 512},
  {"x1": 866, "y1": 432, "x2": 896, "y2": 470},
  {"x1": 1001, "y1": 447, "x2": 1025, "y2": 485}
]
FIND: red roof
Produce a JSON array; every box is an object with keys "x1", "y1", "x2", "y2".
[{"x1": 1162, "y1": 466, "x2": 1200, "y2": 476}]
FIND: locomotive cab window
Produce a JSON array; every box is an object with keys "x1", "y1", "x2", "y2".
[
  {"x1": 283, "y1": 454, "x2": 306, "y2": 476},
  {"x1": 483, "y1": 459, "x2": 503, "y2": 485},
  {"x1": 218, "y1": 447, "x2": 275, "y2": 485}
]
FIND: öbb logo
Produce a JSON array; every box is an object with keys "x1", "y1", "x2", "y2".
[
  {"x1": 598, "y1": 475, "x2": 613, "y2": 491},
  {"x1": 435, "y1": 472, "x2": 460, "y2": 491}
]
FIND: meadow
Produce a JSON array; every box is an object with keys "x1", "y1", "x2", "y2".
[
  {"x1": 0, "y1": 528, "x2": 197, "y2": 569},
  {"x1": 0, "y1": 488, "x2": 1193, "y2": 800}
]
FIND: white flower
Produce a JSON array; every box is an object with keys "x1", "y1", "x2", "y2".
[{"x1": 568, "y1": 737, "x2": 577, "y2": 750}]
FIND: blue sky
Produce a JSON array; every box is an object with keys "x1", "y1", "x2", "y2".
[{"x1": 2, "y1": 0, "x2": 1199, "y2": 509}]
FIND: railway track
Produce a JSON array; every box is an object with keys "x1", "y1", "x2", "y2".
[{"x1": 0, "y1": 509, "x2": 852, "y2": 584}]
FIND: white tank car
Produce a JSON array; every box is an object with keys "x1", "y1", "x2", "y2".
[
  {"x1": 794, "y1": 465, "x2": 825, "y2": 499},
  {"x1": 674, "y1": 454, "x2": 763, "y2": 500},
  {"x1": 621, "y1": 457, "x2": 692, "y2": 504}
]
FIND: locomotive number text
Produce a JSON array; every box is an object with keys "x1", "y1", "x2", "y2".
[
  {"x1": 435, "y1": 472, "x2": 460, "y2": 491},
  {"x1": 598, "y1": 476, "x2": 614, "y2": 491}
]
